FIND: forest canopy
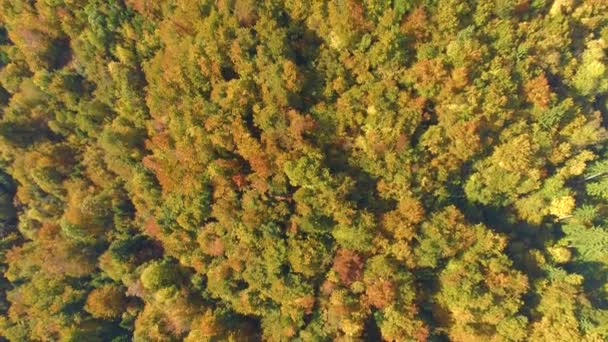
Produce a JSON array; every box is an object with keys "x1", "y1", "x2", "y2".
[{"x1": 0, "y1": 0, "x2": 607, "y2": 341}]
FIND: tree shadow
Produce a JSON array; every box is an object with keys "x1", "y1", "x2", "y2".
[{"x1": 566, "y1": 260, "x2": 608, "y2": 309}]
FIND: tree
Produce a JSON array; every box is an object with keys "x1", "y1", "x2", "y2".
[
  {"x1": 465, "y1": 134, "x2": 543, "y2": 206},
  {"x1": 85, "y1": 285, "x2": 127, "y2": 320},
  {"x1": 435, "y1": 227, "x2": 529, "y2": 341},
  {"x1": 140, "y1": 259, "x2": 183, "y2": 292}
]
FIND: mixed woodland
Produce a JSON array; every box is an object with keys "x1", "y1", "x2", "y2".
[{"x1": 0, "y1": 0, "x2": 607, "y2": 340}]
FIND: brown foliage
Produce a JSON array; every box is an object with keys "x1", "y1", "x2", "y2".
[
  {"x1": 231, "y1": 120, "x2": 271, "y2": 178},
  {"x1": 401, "y1": 7, "x2": 429, "y2": 41},
  {"x1": 365, "y1": 280, "x2": 395, "y2": 309},
  {"x1": 287, "y1": 109, "x2": 316, "y2": 142},
  {"x1": 6, "y1": 223, "x2": 97, "y2": 279},
  {"x1": 347, "y1": 0, "x2": 373, "y2": 31},
  {"x1": 231, "y1": 173, "x2": 247, "y2": 189},
  {"x1": 125, "y1": 0, "x2": 162, "y2": 18},
  {"x1": 382, "y1": 196, "x2": 424, "y2": 241},
  {"x1": 85, "y1": 285, "x2": 127, "y2": 319},
  {"x1": 332, "y1": 249, "x2": 364, "y2": 286},
  {"x1": 144, "y1": 217, "x2": 162, "y2": 240},
  {"x1": 524, "y1": 74, "x2": 552, "y2": 108},
  {"x1": 294, "y1": 295, "x2": 316, "y2": 315},
  {"x1": 409, "y1": 59, "x2": 448, "y2": 92},
  {"x1": 191, "y1": 310, "x2": 225, "y2": 338}
]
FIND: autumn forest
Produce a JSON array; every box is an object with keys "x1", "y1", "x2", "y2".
[{"x1": 0, "y1": 0, "x2": 607, "y2": 341}]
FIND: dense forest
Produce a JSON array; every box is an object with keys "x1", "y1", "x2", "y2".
[{"x1": 0, "y1": 0, "x2": 607, "y2": 341}]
